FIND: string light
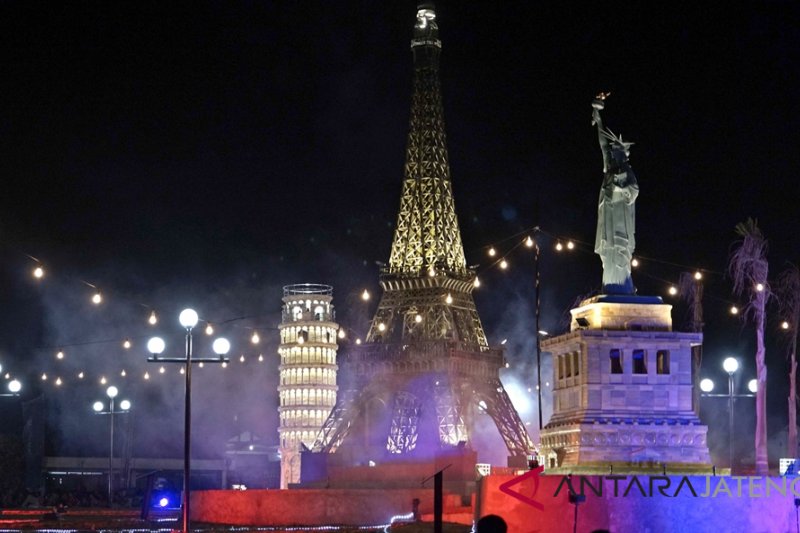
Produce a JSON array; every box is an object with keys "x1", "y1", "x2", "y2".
[
  {"x1": 356, "y1": 338, "x2": 362, "y2": 345},
  {"x1": 100, "y1": 376, "x2": 107, "y2": 385},
  {"x1": 782, "y1": 321, "x2": 790, "y2": 330},
  {"x1": 205, "y1": 323, "x2": 214, "y2": 335},
  {"x1": 428, "y1": 268, "x2": 436, "y2": 277},
  {"x1": 92, "y1": 292, "x2": 103, "y2": 305},
  {"x1": 222, "y1": 362, "x2": 228, "y2": 368},
  {"x1": 668, "y1": 286, "x2": 678, "y2": 296},
  {"x1": 473, "y1": 277, "x2": 480, "y2": 288},
  {"x1": 378, "y1": 322, "x2": 386, "y2": 332},
  {"x1": 525, "y1": 236, "x2": 534, "y2": 248},
  {"x1": 55, "y1": 377, "x2": 62, "y2": 386},
  {"x1": 251, "y1": 332, "x2": 260, "y2": 344},
  {"x1": 148, "y1": 311, "x2": 158, "y2": 325},
  {"x1": 239, "y1": 354, "x2": 245, "y2": 363},
  {"x1": 120, "y1": 369, "x2": 126, "y2": 377},
  {"x1": 361, "y1": 289, "x2": 370, "y2": 301},
  {"x1": 180, "y1": 367, "x2": 185, "y2": 374},
  {"x1": 78, "y1": 372, "x2": 84, "y2": 379},
  {"x1": 566, "y1": 240, "x2": 575, "y2": 250},
  {"x1": 415, "y1": 314, "x2": 423, "y2": 323},
  {"x1": 33, "y1": 265, "x2": 45, "y2": 279},
  {"x1": 555, "y1": 242, "x2": 563, "y2": 252},
  {"x1": 730, "y1": 305, "x2": 739, "y2": 315},
  {"x1": 123, "y1": 339, "x2": 131, "y2": 349},
  {"x1": 694, "y1": 271, "x2": 703, "y2": 280},
  {"x1": 159, "y1": 366, "x2": 165, "y2": 374},
  {"x1": 338, "y1": 329, "x2": 345, "y2": 339},
  {"x1": 258, "y1": 354, "x2": 264, "y2": 362},
  {"x1": 445, "y1": 293, "x2": 453, "y2": 305},
  {"x1": 198, "y1": 362, "x2": 204, "y2": 369},
  {"x1": 144, "y1": 372, "x2": 150, "y2": 380},
  {"x1": 56, "y1": 350, "x2": 64, "y2": 360},
  {"x1": 499, "y1": 259, "x2": 508, "y2": 269},
  {"x1": 631, "y1": 258, "x2": 639, "y2": 267},
  {"x1": 756, "y1": 283, "x2": 765, "y2": 292},
  {"x1": 41, "y1": 373, "x2": 47, "y2": 381},
  {"x1": 488, "y1": 247, "x2": 496, "y2": 257}
]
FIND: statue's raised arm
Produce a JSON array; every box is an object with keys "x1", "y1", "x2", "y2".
[{"x1": 592, "y1": 94, "x2": 639, "y2": 295}]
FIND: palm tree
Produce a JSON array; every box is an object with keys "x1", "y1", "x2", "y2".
[
  {"x1": 776, "y1": 263, "x2": 800, "y2": 459},
  {"x1": 728, "y1": 218, "x2": 769, "y2": 475}
]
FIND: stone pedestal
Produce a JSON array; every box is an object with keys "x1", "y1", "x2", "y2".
[{"x1": 540, "y1": 296, "x2": 711, "y2": 473}]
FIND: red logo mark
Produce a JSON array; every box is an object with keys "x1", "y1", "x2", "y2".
[{"x1": 498, "y1": 466, "x2": 545, "y2": 511}]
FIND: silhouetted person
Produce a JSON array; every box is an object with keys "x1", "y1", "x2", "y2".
[{"x1": 477, "y1": 514, "x2": 507, "y2": 533}]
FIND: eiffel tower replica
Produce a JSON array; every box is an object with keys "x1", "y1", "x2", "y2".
[{"x1": 313, "y1": 4, "x2": 534, "y2": 463}]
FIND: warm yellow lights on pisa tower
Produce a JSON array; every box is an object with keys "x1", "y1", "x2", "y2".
[{"x1": 277, "y1": 284, "x2": 339, "y2": 488}]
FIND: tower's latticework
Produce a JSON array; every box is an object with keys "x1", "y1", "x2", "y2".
[
  {"x1": 278, "y1": 284, "x2": 339, "y2": 487},
  {"x1": 313, "y1": 5, "x2": 534, "y2": 461}
]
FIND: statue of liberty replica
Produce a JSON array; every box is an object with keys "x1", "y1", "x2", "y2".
[{"x1": 592, "y1": 93, "x2": 639, "y2": 295}]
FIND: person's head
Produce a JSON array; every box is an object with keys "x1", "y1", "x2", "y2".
[{"x1": 476, "y1": 514, "x2": 507, "y2": 533}]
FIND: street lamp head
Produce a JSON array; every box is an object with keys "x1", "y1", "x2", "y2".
[
  {"x1": 722, "y1": 357, "x2": 739, "y2": 374},
  {"x1": 106, "y1": 386, "x2": 118, "y2": 398},
  {"x1": 700, "y1": 378, "x2": 714, "y2": 393},
  {"x1": 119, "y1": 399, "x2": 131, "y2": 411},
  {"x1": 748, "y1": 379, "x2": 757, "y2": 393},
  {"x1": 179, "y1": 308, "x2": 199, "y2": 329},
  {"x1": 93, "y1": 401, "x2": 104, "y2": 412},
  {"x1": 147, "y1": 336, "x2": 166, "y2": 355},
  {"x1": 212, "y1": 337, "x2": 231, "y2": 356},
  {"x1": 8, "y1": 379, "x2": 21, "y2": 393}
]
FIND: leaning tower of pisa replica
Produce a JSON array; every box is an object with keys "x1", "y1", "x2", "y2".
[{"x1": 277, "y1": 284, "x2": 339, "y2": 488}]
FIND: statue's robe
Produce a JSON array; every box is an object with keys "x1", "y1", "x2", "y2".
[{"x1": 595, "y1": 163, "x2": 638, "y2": 294}]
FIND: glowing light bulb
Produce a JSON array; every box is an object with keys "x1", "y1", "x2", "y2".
[
  {"x1": 120, "y1": 369, "x2": 126, "y2": 377},
  {"x1": 445, "y1": 293, "x2": 453, "y2": 304},
  {"x1": 631, "y1": 258, "x2": 639, "y2": 267},
  {"x1": 56, "y1": 350, "x2": 64, "y2": 360},
  {"x1": 159, "y1": 366, "x2": 165, "y2": 374},
  {"x1": 415, "y1": 314, "x2": 423, "y2": 323},
  {"x1": 525, "y1": 236, "x2": 534, "y2": 248},
  {"x1": 78, "y1": 372, "x2": 84, "y2": 379},
  {"x1": 205, "y1": 323, "x2": 214, "y2": 335},
  {"x1": 179, "y1": 367, "x2": 185, "y2": 374},
  {"x1": 527, "y1": 387, "x2": 532, "y2": 393},
  {"x1": 356, "y1": 338, "x2": 362, "y2": 345},
  {"x1": 92, "y1": 292, "x2": 102, "y2": 305},
  {"x1": 730, "y1": 305, "x2": 739, "y2": 315},
  {"x1": 258, "y1": 354, "x2": 264, "y2": 362},
  {"x1": 504, "y1": 362, "x2": 510, "y2": 368},
  {"x1": 694, "y1": 271, "x2": 703, "y2": 280},
  {"x1": 239, "y1": 354, "x2": 245, "y2": 363},
  {"x1": 148, "y1": 311, "x2": 158, "y2": 325},
  {"x1": 748, "y1": 379, "x2": 757, "y2": 393},
  {"x1": 361, "y1": 289, "x2": 370, "y2": 301},
  {"x1": 428, "y1": 268, "x2": 436, "y2": 277},
  {"x1": 700, "y1": 378, "x2": 714, "y2": 392},
  {"x1": 123, "y1": 339, "x2": 131, "y2": 349},
  {"x1": 222, "y1": 362, "x2": 228, "y2": 368},
  {"x1": 488, "y1": 247, "x2": 496, "y2": 257},
  {"x1": 782, "y1": 321, "x2": 791, "y2": 330},
  {"x1": 756, "y1": 283, "x2": 765, "y2": 292},
  {"x1": 473, "y1": 277, "x2": 481, "y2": 288},
  {"x1": 378, "y1": 322, "x2": 386, "y2": 332},
  {"x1": 33, "y1": 265, "x2": 44, "y2": 279},
  {"x1": 555, "y1": 242, "x2": 563, "y2": 252},
  {"x1": 500, "y1": 259, "x2": 508, "y2": 269},
  {"x1": 198, "y1": 362, "x2": 204, "y2": 368},
  {"x1": 338, "y1": 329, "x2": 345, "y2": 339},
  {"x1": 251, "y1": 332, "x2": 260, "y2": 344},
  {"x1": 144, "y1": 372, "x2": 150, "y2": 380},
  {"x1": 55, "y1": 377, "x2": 62, "y2": 386},
  {"x1": 100, "y1": 376, "x2": 106, "y2": 385},
  {"x1": 566, "y1": 240, "x2": 575, "y2": 250},
  {"x1": 668, "y1": 286, "x2": 678, "y2": 296}
]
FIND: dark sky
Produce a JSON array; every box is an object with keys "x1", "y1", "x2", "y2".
[{"x1": 0, "y1": 2, "x2": 798, "y2": 466}]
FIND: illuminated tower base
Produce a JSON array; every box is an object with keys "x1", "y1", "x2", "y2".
[
  {"x1": 540, "y1": 295, "x2": 711, "y2": 472},
  {"x1": 278, "y1": 284, "x2": 339, "y2": 488}
]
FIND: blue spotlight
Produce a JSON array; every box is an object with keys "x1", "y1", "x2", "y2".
[{"x1": 158, "y1": 497, "x2": 169, "y2": 508}]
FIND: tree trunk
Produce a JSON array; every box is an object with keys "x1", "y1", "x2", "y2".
[{"x1": 754, "y1": 302, "x2": 769, "y2": 475}]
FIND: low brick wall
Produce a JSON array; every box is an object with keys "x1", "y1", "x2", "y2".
[
  {"x1": 478, "y1": 472, "x2": 797, "y2": 533},
  {"x1": 192, "y1": 488, "x2": 433, "y2": 527}
]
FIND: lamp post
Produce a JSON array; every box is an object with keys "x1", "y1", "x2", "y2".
[
  {"x1": 699, "y1": 356, "x2": 756, "y2": 473},
  {"x1": 147, "y1": 308, "x2": 230, "y2": 533},
  {"x1": 92, "y1": 385, "x2": 131, "y2": 507}
]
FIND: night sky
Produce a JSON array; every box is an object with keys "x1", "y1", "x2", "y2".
[{"x1": 0, "y1": 2, "x2": 799, "y2": 468}]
